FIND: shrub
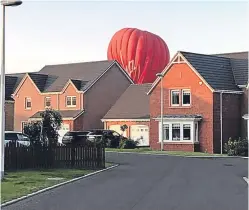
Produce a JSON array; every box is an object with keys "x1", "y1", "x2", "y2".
[
  {"x1": 119, "y1": 137, "x2": 138, "y2": 149},
  {"x1": 224, "y1": 137, "x2": 248, "y2": 156}
]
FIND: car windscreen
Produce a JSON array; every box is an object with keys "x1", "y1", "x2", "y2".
[{"x1": 5, "y1": 133, "x2": 18, "y2": 141}]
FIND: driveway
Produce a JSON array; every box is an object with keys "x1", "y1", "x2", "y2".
[{"x1": 3, "y1": 152, "x2": 248, "y2": 210}]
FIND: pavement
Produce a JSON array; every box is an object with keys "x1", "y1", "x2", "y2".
[{"x1": 2, "y1": 152, "x2": 248, "y2": 210}]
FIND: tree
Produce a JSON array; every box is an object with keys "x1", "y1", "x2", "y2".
[
  {"x1": 24, "y1": 109, "x2": 62, "y2": 146},
  {"x1": 120, "y1": 124, "x2": 128, "y2": 136}
]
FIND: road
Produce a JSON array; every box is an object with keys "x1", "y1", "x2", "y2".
[{"x1": 3, "y1": 152, "x2": 248, "y2": 210}]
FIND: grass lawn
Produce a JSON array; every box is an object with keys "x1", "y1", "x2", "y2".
[
  {"x1": 105, "y1": 148, "x2": 228, "y2": 156},
  {"x1": 1, "y1": 163, "x2": 113, "y2": 203}
]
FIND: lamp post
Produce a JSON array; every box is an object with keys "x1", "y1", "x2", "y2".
[
  {"x1": 0, "y1": 0, "x2": 22, "y2": 180},
  {"x1": 156, "y1": 73, "x2": 164, "y2": 151}
]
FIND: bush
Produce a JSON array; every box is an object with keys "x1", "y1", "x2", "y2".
[
  {"x1": 119, "y1": 137, "x2": 138, "y2": 149},
  {"x1": 224, "y1": 137, "x2": 248, "y2": 156}
]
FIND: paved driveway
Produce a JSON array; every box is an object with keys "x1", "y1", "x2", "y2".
[{"x1": 3, "y1": 153, "x2": 248, "y2": 210}]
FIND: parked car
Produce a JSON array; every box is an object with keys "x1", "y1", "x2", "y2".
[
  {"x1": 5, "y1": 131, "x2": 31, "y2": 147},
  {"x1": 62, "y1": 131, "x2": 91, "y2": 145},
  {"x1": 86, "y1": 129, "x2": 122, "y2": 148}
]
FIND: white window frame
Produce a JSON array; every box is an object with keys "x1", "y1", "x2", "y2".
[
  {"x1": 170, "y1": 89, "x2": 180, "y2": 107},
  {"x1": 21, "y1": 121, "x2": 28, "y2": 133},
  {"x1": 159, "y1": 120, "x2": 199, "y2": 143},
  {"x1": 66, "y1": 96, "x2": 77, "y2": 107},
  {"x1": 182, "y1": 89, "x2": 191, "y2": 106},
  {"x1": 25, "y1": 97, "x2": 32, "y2": 110},
  {"x1": 45, "y1": 97, "x2": 51, "y2": 108}
]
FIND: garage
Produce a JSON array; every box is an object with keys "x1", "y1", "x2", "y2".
[
  {"x1": 130, "y1": 125, "x2": 149, "y2": 147},
  {"x1": 58, "y1": 123, "x2": 70, "y2": 143},
  {"x1": 109, "y1": 125, "x2": 127, "y2": 137}
]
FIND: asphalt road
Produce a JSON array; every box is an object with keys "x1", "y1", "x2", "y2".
[{"x1": 3, "y1": 153, "x2": 248, "y2": 210}]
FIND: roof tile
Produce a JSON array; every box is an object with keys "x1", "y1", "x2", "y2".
[{"x1": 103, "y1": 84, "x2": 151, "y2": 119}]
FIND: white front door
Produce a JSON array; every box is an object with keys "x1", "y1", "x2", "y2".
[
  {"x1": 58, "y1": 124, "x2": 70, "y2": 143},
  {"x1": 130, "y1": 125, "x2": 149, "y2": 146},
  {"x1": 109, "y1": 125, "x2": 127, "y2": 137}
]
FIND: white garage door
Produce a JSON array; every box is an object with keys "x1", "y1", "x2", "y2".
[
  {"x1": 58, "y1": 124, "x2": 70, "y2": 143},
  {"x1": 109, "y1": 125, "x2": 127, "y2": 137},
  {"x1": 130, "y1": 125, "x2": 149, "y2": 147}
]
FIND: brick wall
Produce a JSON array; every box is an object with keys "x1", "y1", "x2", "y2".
[
  {"x1": 83, "y1": 64, "x2": 132, "y2": 130},
  {"x1": 5, "y1": 101, "x2": 14, "y2": 131},
  {"x1": 149, "y1": 63, "x2": 214, "y2": 153},
  {"x1": 213, "y1": 92, "x2": 242, "y2": 153},
  {"x1": 241, "y1": 88, "x2": 248, "y2": 139}
]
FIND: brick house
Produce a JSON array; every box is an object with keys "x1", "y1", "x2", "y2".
[
  {"x1": 101, "y1": 83, "x2": 151, "y2": 146},
  {"x1": 148, "y1": 51, "x2": 248, "y2": 154},
  {"x1": 10, "y1": 60, "x2": 133, "y2": 139}
]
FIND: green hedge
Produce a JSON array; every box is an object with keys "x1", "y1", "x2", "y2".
[{"x1": 224, "y1": 137, "x2": 248, "y2": 156}]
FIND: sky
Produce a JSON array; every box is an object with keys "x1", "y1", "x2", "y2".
[{"x1": 2, "y1": 1, "x2": 248, "y2": 74}]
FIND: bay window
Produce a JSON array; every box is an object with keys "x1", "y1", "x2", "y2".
[
  {"x1": 163, "y1": 124, "x2": 169, "y2": 140},
  {"x1": 172, "y1": 123, "x2": 180, "y2": 140},
  {"x1": 159, "y1": 120, "x2": 200, "y2": 143},
  {"x1": 183, "y1": 124, "x2": 191, "y2": 140}
]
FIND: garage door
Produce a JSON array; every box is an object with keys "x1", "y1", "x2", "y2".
[
  {"x1": 130, "y1": 125, "x2": 149, "y2": 146},
  {"x1": 109, "y1": 125, "x2": 127, "y2": 137},
  {"x1": 58, "y1": 124, "x2": 70, "y2": 143}
]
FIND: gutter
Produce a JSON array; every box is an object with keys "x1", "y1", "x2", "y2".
[{"x1": 214, "y1": 90, "x2": 244, "y2": 94}]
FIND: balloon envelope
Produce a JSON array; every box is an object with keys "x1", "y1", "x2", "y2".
[{"x1": 107, "y1": 28, "x2": 170, "y2": 84}]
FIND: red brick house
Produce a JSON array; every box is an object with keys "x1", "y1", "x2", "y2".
[
  {"x1": 10, "y1": 60, "x2": 133, "y2": 139},
  {"x1": 102, "y1": 83, "x2": 151, "y2": 146},
  {"x1": 5, "y1": 75, "x2": 24, "y2": 131},
  {"x1": 148, "y1": 51, "x2": 248, "y2": 154}
]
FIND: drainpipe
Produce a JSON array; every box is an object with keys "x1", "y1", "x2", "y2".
[{"x1": 220, "y1": 91, "x2": 223, "y2": 154}]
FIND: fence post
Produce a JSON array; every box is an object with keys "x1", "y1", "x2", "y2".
[{"x1": 71, "y1": 144, "x2": 75, "y2": 168}]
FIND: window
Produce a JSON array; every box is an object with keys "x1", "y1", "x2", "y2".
[
  {"x1": 171, "y1": 90, "x2": 180, "y2": 106},
  {"x1": 21, "y1": 122, "x2": 28, "y2": 133},
  {"x1": 183, "y1": 124, "x2": 191, "y2": 140},
  {"x1": 160, "y1": 121, "x2": 199, "y2": 142},
  {"x1": 172, "y1": 124, "x2": 180, "y2": 140},
  {"x1": 25, "y1": 97, "x2": 32, "y2": 109},
  {"x1": 195, "y1": 122, "x2": 198, "y2": 142},
  {"x1": 45, "y1": 97, "x2": 51, "y2": 107},
  {"x1": 182, "y1": 90, "x2": 191, "y2": 106},
  {"x1": 66, "y1": 96, "x2": 76, "y2": 107},
  {"x1": 162, "y1": 124, "x2": 169, "y2": 140}
]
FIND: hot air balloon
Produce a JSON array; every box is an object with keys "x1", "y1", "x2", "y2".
[{"x1": 107, "y1": 28, "x2": 170, "y2": 84}]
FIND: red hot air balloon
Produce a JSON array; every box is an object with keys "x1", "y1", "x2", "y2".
[{"x1": 107, "y1": 28, "x2": 170, "y2": 84}]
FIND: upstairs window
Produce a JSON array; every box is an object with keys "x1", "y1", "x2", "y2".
[
  {"x1": 45, "y1": 97, "x2": 51, "y2": 107},
  {"x1": 182, "y1": 89, "x2": 191, "y2": 106},
  {"x1": 66, "y1": 96, "x2": 76, "y2": 107},
  {"x1": 171, "y1": 90, "x2": 180, "y2": 106},
  {"x1": 25, "y1": 97, "x2": 32, "y2": 109}
]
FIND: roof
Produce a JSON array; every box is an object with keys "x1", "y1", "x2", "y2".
[
  {"x1": 148, "y1": 51, "x2": 248, "y2": 94},
  {"x1": 180, "y1": 51, "x2": 241, "y2": 91},
  {"x1": 155, "y1": 114, "x2": 203, "y2": 119},
  {"x1": 5, "y1": 76, "x2": 18, "y2": 100},
  {"x1": 102, "y1": 83, "x2": 152, "y2": 120},
  {"x1": 212, "y1": 51, "x2": 248, "y2": 60},
  {"x1": 38, "y1": 60, "x2": 115, "y2": 92},
  {"x1": 30, "y1": 110, "x2": 84, "y2": 119}
]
